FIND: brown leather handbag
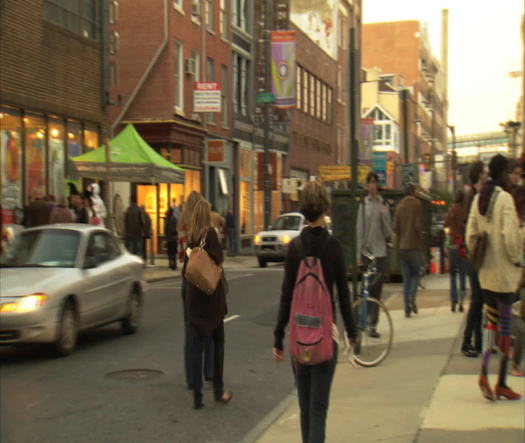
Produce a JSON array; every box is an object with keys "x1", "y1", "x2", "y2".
[{"x1": 184, "y1": 235, "x2": 222, "y2": 295}]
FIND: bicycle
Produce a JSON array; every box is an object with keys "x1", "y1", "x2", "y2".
[{"x1": 344, "y1": 254, "x2": 394, "y2": 367}]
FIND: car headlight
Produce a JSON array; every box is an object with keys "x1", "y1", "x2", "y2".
[
  {"x1": 0, "y1": 293, "x2": 49, "y2": 313},
  {"x1": 280, "y1": 234, "x2": 291, "y2": 244},
  {"x1": 254, "y1": 235, "x2": 261, "y2": 245}
]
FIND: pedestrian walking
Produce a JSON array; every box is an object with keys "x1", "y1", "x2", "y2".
[
  {"x1": 461, "y1": 161, "x2": 487, "y2": 358},
  {"x1": 466, "y1": 154, "x2": 522, "y2": 401},
  {"x1": 140, "y1": 205, "x2": 152, "y2": 262},
  {"x1": 225, "y1": 210, "x2": 236, "y2": 256},
  {"x1": 211, "y1": 206, "x2": 226, "y2": 249},
  {"x1": 183, "y1": 199, "x2": 231, "y2": 409},
  {"x1": 87, "y1": 183, "x2": 107, "y2": 227},
  {"x1": 71, "y1": 194, "x2": 89, "y2": 224},
  {"x1": 394, "y1": 183, "x2": 424, "y2": 317},
  {"x1": 178, "y1": 191, "x2": 214, "y2": 390},
  {"x1": 124, "y1": 197, "x2": 145, "y2": 257},
  {"x1": 25, "y1": 189, "x2": 51, "y2": 227},
  {"x1": 273, "y1": 181, "x2": 357, "y2": 443},
  {"x1": 165, "y1": 207, "x2": 178, "y2": 270},
  {"x1": 356, "y1": 172, "x2": 393, "y2": 337},
  {"x1": 49, "y1": 196, "x2": 74, "y2": 224},
  {"x1": 444, "y1": 190, "x2": 468, "y2": 313}
]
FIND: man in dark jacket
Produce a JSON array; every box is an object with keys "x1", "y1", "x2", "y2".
[
  {"x1": 25, "y1": 190, "x2": 51, "y2": 227},
  {"x1": 124, "y1": 197, "x2": 144, "y2": 257},
  {"x1": 394, "y1": 183, "x2": 424, "y2": 317}
]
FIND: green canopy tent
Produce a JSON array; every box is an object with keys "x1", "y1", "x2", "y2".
[{"x1": 70, "y1": 124, "x2": 184, "y2": 184}]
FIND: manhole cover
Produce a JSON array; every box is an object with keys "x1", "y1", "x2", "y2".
[{"x1": 106, "y1": 369, "x2": 165, "y2": 381}]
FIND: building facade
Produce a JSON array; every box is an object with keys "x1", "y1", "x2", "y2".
[
  {"x1": 0, "y1": 0, "x2": 106, "y2": 219},
  {"x1": 362, "y1": 20, "x2": 447, "y2": 190}
]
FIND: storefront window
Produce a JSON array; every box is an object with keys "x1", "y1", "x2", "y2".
[
  {"x1": 48, "y1": 118, "x2": 66, "y2": 200},
  {"x1": 0, "y1": 108, "x2": 23, "y2": 210},
  {"x1": 184, "y1": 169, "x2": 201, "y2": 196},
  {"x1": 239, "y1": 148, "x2": 253, "y2": 235},
  {"x1": 84, "y1": 123, "x2": 99, "y2": 151},
  {"x1": 67, "y1": 120, "x2": 82, "y2": 158},
  {"x1": 24, "y1": 114, "x2": 46, "y2": 201}
]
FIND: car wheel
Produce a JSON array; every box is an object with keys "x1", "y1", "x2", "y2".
[
  {"x1": 121, "y1": 289, "x2": 142, "y2": 335},
  {"x1": 53, "y1": 301, "x2": 77, "y2": 357},
  {"x1": 258, "y1": 257, "x2": 267, "y2": 268}
]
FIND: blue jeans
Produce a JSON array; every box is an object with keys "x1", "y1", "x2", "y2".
[
  {"x1": 296, "y1": 342, "x2": 338, "y2": 443},
  {"x1": 182, "y1": 279, "x2": 213, "y2": 387},
  {"x1": 189, "y1": 323, "x2": 225, "y2": 406},
  {"x1": 125, "y1": 237, "x2": 143, "y2": 257},
  {"x1": 448, "y1": 248, "x2": 467, "y2": 304},
  {"x1": 399, "y1": 250, "x2": 421, "y2": 315},
  {"x1": 227, "y1": 228, "x2": 236, "y2": 256}
]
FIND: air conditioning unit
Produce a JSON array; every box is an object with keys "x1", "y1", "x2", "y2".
[
  {"x1": 191, "y1": 1, "x2": 201, "y2": 17},
  {"x1": 184, "y1": 58, "x2": 196, "y2": 76}
]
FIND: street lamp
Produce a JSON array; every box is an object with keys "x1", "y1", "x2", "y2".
[{"x1": 447, "y1": 124, "x2": 457, "y2": 193}]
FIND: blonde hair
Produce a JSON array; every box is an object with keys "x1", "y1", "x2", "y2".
[
  {"x1": 299, "y1": 181, "x2": 330, "y2": 222},
  {"x1": 188, "y1": 199, "x2": 212, "y2": 243},
  {"x1": 178, "y1": 191, "x2": 203, "y2": 232}
]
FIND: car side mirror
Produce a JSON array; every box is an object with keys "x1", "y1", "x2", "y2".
[{"x1": 84, "y1": 256, "x2": 98, "y2": 269}]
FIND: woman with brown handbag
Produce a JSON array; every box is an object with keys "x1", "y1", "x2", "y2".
[{"x1": 183, "y1": 199, "x2": 232, "y2": 409}]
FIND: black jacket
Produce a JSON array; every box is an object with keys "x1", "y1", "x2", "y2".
[
  {"x1": 183, "y1": 228, "x2": 227, "y2": 336},
  {"x1": 274, "y1": 226, "x2": 357, "y2": 350},
  {"x1": 124, "y1": 204, "x2": 144, "y2": 239}
]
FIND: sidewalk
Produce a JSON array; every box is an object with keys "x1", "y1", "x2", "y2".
[
  {"x1": 249, "y1": 274, "x2": 525, "y2": 443},
  {"x1": 143, "y1": 254, "x2": 259, "y2": 282}
]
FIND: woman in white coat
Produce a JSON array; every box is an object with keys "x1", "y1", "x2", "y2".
[{"x1": 466, "y1": 154, "x2": 522, "y2": 401}]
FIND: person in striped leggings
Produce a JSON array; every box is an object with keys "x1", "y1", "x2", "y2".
[{"x1": 480, "y1": 292, "x2": 521, "y2": 400}]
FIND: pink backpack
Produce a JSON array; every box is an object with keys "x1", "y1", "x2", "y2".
[{"x1": 289, "y1": 237, "x2": 333, "y2": 365}]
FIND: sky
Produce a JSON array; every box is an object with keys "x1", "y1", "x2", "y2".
[{"x1": 363, "y1": 0, "x2": 523, "y2": 136}]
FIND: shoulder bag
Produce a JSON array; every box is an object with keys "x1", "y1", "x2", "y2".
[{"x1": 184, "y1": 233, "x2": 222, "y2": 295}]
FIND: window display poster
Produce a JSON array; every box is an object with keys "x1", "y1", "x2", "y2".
[
  {"x1": 0, "y1": 129, "x2": 22, "y2": 209},
  {"x1": 25, "y1": 129, "x2": 46, "y2": 198},
  {"x1": 49, "y1": 137, "x2": 65, "y2": 199}
]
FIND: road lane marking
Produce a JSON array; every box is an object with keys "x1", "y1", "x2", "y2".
[{"x1": 224, "y1": 315, "x2": 240, "y2": 323}]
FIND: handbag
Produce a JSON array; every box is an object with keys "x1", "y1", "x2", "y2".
[
  {"x1": 184, "y1": 234, "x2": 222, "y2": 295},
  {"x1": 467, "y1": 231, "x2": 487, "y2": 271}
]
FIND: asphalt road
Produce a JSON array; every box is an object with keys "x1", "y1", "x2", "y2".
[{"x1": 0, "y1": 264, "x2": 296, "y2": 443}]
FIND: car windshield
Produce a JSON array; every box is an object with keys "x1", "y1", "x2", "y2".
[
  {"x1": 270, "y1": 215, "x2": 302, "y2": 231},
  {"x1": 0, "y1": 229, "x2": 80, "y2": 268}
]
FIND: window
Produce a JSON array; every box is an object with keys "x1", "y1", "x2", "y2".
[
  {"x1": 327, "y1": 88, "x2": 333, "y2": 123},
  {"x1": 220, "y1": 0, "x2": 227, "y2": 38},
  {"x1": 48, "y1": 118, "x2": 65, "y2": 201},
  {"x1": 309, "y1": 74, "x2": 315, "y2": 116},
  {"x1": 24, "y1": 115, "x2": 46, "y2": 200},
  {"x1": 302, "y1": 69, "x2": 308, "y2": 113},
  {"x1": 296, "y1": 66, "x2": 302, "y2": 110},
  {"x1": 175, "y1": 41, "x2": 184, "y2": 112},
  {"x1": 191, "y1": 50, "x2": 200, "y2": 81},
  {"x1": 173, "y1": 0, "x2": 182, "y2": 10},
  {"x1": 43, "y1": 0, "x2": 99, "y2": 40},
  {"x1": 0, "y1": 108, "x2": 23, "y2": 209},
  {"x1": 233, "y1": 0, "x2": 247, "y2": 31},
  {"x1": 321, "y1": 84, "x2": 326, "y2": 121},
  {"x1": 316, "y1": 79, "x2": 321, "y2": 119},
  {"x1": 233, "y1": 53, "x2": 249, "y2": 117},
  {"x1": 108, "y1": 1, "x2": 119, "y2": 24},
  {"x1": 221, "y1": 65, "x2": 228, "y2": 126},
  {"x1": 191, "y1": 0, "x2": 201, "y2": 20},
  {"x1": 206, "y1": 0, "x2": 214, "y2": 31},
  {"x1": 109, "y1": 61, "x2": 118, "y2": 87},
  {"x1": 206, "y1": 57, "x2": 215, "y2": 123}
]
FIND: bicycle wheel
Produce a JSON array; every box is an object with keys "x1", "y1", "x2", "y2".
[{"x1": 344, "y1": 298, "x2": 393, "y2": 367}]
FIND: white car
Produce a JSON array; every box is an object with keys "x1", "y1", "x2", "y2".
[
  {"x1": 253, "y1": 212, "x2": 306, "y2": 267},
  {"x1": 0, "y1": 224, "x2": 145, "y2": 356}
]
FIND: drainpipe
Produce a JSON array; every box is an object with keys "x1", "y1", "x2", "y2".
[{"x1": 111, "y1": 0, "x2": 169, "y2": 133}]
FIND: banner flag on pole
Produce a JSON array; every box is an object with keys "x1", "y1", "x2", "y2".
[{"x1": 271, "y1": 31, "x2": 296, "y2": 109}]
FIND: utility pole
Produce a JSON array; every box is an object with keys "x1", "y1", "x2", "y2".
[
  {"x1": 263, "y1": 0, "x2": 273, "y2": 229},
  {"x1": 447, "y1": 124, "x2": 456, "y2": 193},
  {"x1": 349, "y1": 22, "x2": 360, "y2": 300}
]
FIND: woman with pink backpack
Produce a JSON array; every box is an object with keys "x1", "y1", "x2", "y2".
[{"x1": 273, "y1": 181, "x2": 357, "y2": 443}]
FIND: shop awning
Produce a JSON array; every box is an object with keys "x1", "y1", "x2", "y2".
[{"x1": 70, "y1": 124, "x2": 184, "y2": 184}]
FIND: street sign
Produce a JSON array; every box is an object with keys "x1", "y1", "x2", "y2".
[
  {"x1": 194, "y1": 82, "x2": 221, "y2": 112},
  {"x1": 256, "y1": 92, "x2": 276, "y2": 104}
]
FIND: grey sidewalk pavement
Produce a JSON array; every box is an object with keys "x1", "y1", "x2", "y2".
[
  {"x1": 249, "y1": 274, "x2": 525, "y2": 443},
  {"x1": 143, "y1": 254, "x2": 260, "y2": 282}
]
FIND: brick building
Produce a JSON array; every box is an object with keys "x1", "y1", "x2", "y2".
[
  {"x1": 108, "y1": 0, "x2": 233, "y2": 249},
  {"x1": 0, "y1": 0, "x2": 106, "y2": 216},
  {"x1": 362, "y1": 20, "x2": 447, "y2": 188}
]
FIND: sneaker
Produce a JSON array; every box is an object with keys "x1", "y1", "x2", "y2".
[
  {"x1": 461, "y1": 344, "x2": 478, "y2": 358},
  {"x1": 368, "y1": 327, "x2": 381, "y2": 338}
]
